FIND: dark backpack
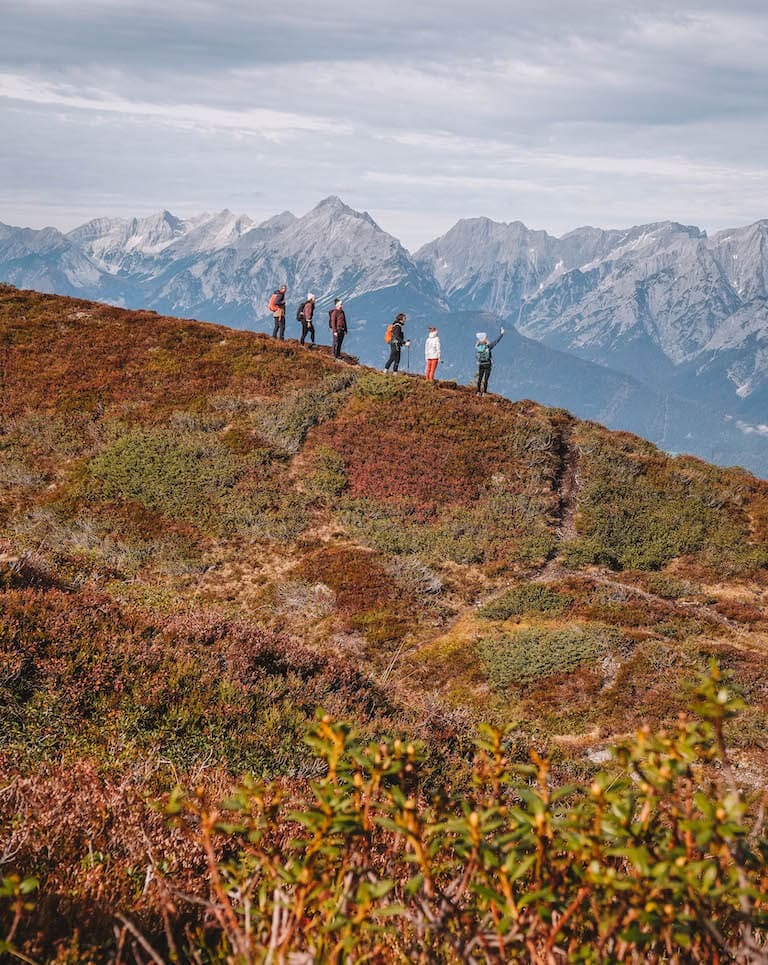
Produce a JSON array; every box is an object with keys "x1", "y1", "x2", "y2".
[
  {"x1": 476, "y1": 342, "x2": 491, "y2": 364},
  {"x1": 296, "y1": 301, "x2": 306, "y2": 322},
  {"x1": 329, "y1": 309, "x2": 334, "y2": 329}
]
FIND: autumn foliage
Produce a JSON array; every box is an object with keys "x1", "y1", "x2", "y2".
[{"x1": 2, "y1": 286, "x2": 768, "y2": 961}]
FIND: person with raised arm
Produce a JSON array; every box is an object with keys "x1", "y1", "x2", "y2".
[{"x1": 475, "y1": 328, "x2": 505, "y2": 396}]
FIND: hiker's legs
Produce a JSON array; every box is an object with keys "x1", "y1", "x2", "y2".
[
  {"x1": 334, "y1": 331, "x2": 345, "y2": 358},
  {"x1": 480, "y1": 363, "x2": 491, "y2": 393},
  {"x1": 300, "y1": 320, "x2": 308, "y2": 345},
  {"x1": 385, "y1": 344, "x2": 401, "y2": 371},
  {"x1": 426, "y1": 358, "x2": 438, "y2": 381},
  {"x1": 308, "y1": 322, "x2": 315, "y2": 345},
  {"x1": 273, "y1": 312, "x2": 285, "y2": 340},
  {"x1": 273, "y1": 314, "x2": 281, "y2": 338}
]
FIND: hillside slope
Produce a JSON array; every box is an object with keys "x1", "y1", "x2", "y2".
[
  {"x1": 2, "y1": 282, "x2": 767, "y2": 741},
  {"x1": 2, "y1": 284, "x2": 768, "y2": 957}
]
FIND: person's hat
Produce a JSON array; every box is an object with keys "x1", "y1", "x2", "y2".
[
  {"x1": 307, "y1": 292, "x2": 315, "y2": 300},
  {"x1": 428, "y1": 325, "x2": 437, "y2": 331},
  {"x1": 335, "y1": 297, "x2": 342, "y2": 306},
  {"x1": 280, "y1": 285, "x2": 287, "y2": 291},
  {"x1": 476, "y1": 332, "x2": 487, "y2": 341}
]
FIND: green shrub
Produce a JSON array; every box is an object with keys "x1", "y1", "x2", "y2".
[
  {"x1": 340, "y1": 501, "x2": 425, "y2": 557},
  {"x1": 479, "y1": 624, "x2": 620, "y2": 689},
  {"x1": 340, "y1": 491, "x2": 556, "y2": 568},
  {"x1": 573, "y1": 431, "x2": 768, "y2": 572},
  {"x1": 654, "y1": 618, "x2": 708, "y2": 640},
  {"x1": 353, "y1": 371, "x2": 408, "y2": 401},
  {"x1": 87, "y1": 429, "x2": 241, "y2": 524},
  {"x1": 217, "y1": 482, "x2": 309, "y2": 542},
  {"x1": 253, "y1": 372, "x2": 356, "y2": 454},
  {"x1": 305, "y1": 445, "x2": 347, "y2": 499},
  {"x1": 645, "y1": 573, "x2": 701, "y2": 600},
  {"x1": 479, "y1": 583, "x2": 573, "y2": 620},
  {"x1": 149, "y1": 670, "x2": 768, "y2": 964}
]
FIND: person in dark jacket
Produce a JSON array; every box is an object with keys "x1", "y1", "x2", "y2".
[
  {"x1": 385, "y1": 313, "x2": 410, "y2": 372},
  {"x1": 475, "y1": 328, "x2": 505, "y2": 395},
  {"x1": 330, "y1": 298, "x2": 347, "y2": 358},
  {"x1": 271, "y1": 285, "x2": 287, "y2": 339},
  {"x1": 299, "y1": 292, "x2": 316, "y2": 346}
]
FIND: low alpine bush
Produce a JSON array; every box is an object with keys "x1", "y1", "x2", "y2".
[
  {"x1": 479, "y1": 582, "x2": 573, "y2": 620},
  {"x1": 479, "y1": 624, "x2": 622, "y2": 689}
]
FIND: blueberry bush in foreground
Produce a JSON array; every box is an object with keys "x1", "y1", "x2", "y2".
[
  {"x1": 3, "y1": 671, "x2": 768, "y2": 962},
  {"x1": 160, "y1": 670, "x2": 768, "y2": 960}
]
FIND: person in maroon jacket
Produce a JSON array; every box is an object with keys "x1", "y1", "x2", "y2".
[
  {"x1": 330, "y1": 298, "x2": 347, "y2": 358},
  {"x1": 299, "y1": 292, "x2": 316, "y2": 346}
]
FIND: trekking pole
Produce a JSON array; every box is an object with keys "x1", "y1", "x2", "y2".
[{"x1": 406, "y1": 342, "x2": 410, "y2": 373}]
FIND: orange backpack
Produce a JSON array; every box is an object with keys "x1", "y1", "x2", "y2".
[
  {"x1": 384, "y1": 323, "x2": 394, "y2": 343},
  {"x1": 268, "y1": 292, "x2": 280, "y2": 313}
]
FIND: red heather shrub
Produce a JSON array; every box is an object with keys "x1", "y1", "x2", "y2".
[
  {"x1": 0, "y1": 289, "x2": 343, "y2": 421},
  {"x1": 315, "y1": 386, "x2": 563, "y2": 516},
  {"x1": 0, "y1": 587, "x2": 405, "y2": 775},
  {"x1": 296, "y1": 545, "x2": 420, "y2": 646},
  {"x1": 0, "y1": 758, "x2": 211, "y2": 956},
  {"x1": 298, "y1": 546, "x2": 405, "y2": 615}
]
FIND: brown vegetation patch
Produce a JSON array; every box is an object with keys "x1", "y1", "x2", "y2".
[{"x1": 314, "y1": 374, "x2": 569, "y2": 517}]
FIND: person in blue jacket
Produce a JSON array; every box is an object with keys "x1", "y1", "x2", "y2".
[{"x1": 475, "y1": 328, "x2": 505, "y2": 396}]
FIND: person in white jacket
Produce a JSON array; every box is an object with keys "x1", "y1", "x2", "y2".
[{"x1": 425, "y1": 326, "x2": 441, "y2": 381}]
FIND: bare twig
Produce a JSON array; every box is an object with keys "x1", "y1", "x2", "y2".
[{"x1": 114, "y1": 914, "x2": 166, "y2": 965}]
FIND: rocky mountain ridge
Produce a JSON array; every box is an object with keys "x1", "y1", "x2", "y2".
[{"x1": 418, "y1": 215, "x2": 768, "y2": 417}]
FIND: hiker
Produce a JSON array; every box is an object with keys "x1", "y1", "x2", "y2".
[
  {"x1": 269, "y1": 285, "x2": 287, "y2": 339},
  {"x1": 425, "y1": 325, "x2": 441, "y2": 381},
  {"x1": 330, "y1": 298, "x2": 347, "y2": 358},
  {"x1": 298, "y1": 292, "x2": 316, "y2": 346},
  {"x1": 475, "y1": 328, "x2": 505, "y2": 396},
  {"x1": 384, "y1": 313, "x2": 409, "y2": 372}
]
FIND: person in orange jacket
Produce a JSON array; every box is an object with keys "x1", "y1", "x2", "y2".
[{"x1": 269, "y1": 285, "x2": 287, "y2": 339}]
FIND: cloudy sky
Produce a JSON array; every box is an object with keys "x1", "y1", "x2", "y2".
[{"x1": 2, "y1": 0, "x2": 767, "y2": 248}]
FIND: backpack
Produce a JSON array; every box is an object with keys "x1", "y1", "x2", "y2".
[
  {"x1": 384, "y1": 323, "x2": 394, "y2": 343},
  {"x1": 329, "y1": 309, "x2": 334, "y2": 329},
  {"x1": 268, "y1": 292, "x2": 280, "y2": 313},
  {"x1": 476, "y1": 342, "x2": 491, "y2": 364},
  {"x1": 296, "y1": 301, "x2": 306, "y2": 322}
]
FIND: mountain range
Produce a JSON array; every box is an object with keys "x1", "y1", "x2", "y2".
[{"x1": 2, "y1": 198, "x2": 768, "y2": 474}]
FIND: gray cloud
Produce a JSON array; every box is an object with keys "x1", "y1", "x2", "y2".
[{"x1": 1, "y1": 1, "x2": 767, "y2": 247}]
